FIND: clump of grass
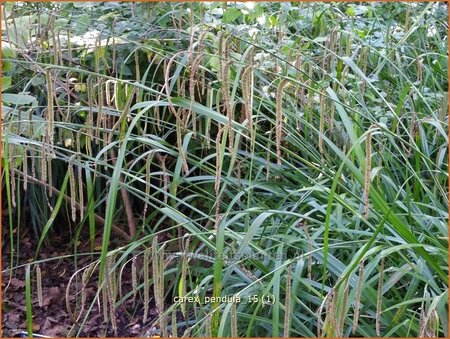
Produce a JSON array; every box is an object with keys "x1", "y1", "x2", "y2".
[{"x1": 2, "y1": 2, "x2": 447, "y2": 338}]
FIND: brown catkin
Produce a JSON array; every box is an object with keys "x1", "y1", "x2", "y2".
[
  {"x1": 337, "y1": 282, "x2": 349, "y2": 337},
  {"x1": 23, "y1": 146, "x2": 28, "y2": 191},
  {"x1": 153, "y1": 243, "x2": 166, "y2": 334},
  {"x1": 376, "y1": 257, "x2": 385, "y2": 336},
  {"x1": 231, "y1": 300, "x2": 238, "y2": 337},
  {"x1": 213, "y1": 130, "x2": 226, "y2": 231},
  {"x1": 220, "y1": 35, "x2": 234, "y2": 153},
  {"x1": 238, "y1": 263, "x2": 258, "y2": 281},
  {"x1": 102, "y1": 279, "x2": 108, "y2": 323},
  {"x1": 359, "y1": 47, "x2": 369, "y2": 96},
  {"x1": 276, "y1": 79, "x2": 288, "y2": 165},
  {"x1": 30, "y1": 145, "x2": 36, "y2": 180},
  {"x1": 152, "y1": 237, "x2": 161, "y2": 313},
  {"x1": 47, "y1": 154, "x2": 53, "y2": 198},
  {"x1": 106, "y1": 272, "x2": 116, "y2": 327},
  {"x1": 106, "y1": 256, "x2": 117, "y2": 335},
  {"x1": 224, "y1": 62, "x2": 234, "y2": 153},
  {"x1": 427, "y1": 309, "x2": 439, "y2": 337},
  {"x1": 324, "y1": 290, "x2": 337, "y2": 337},
  {"x1": 363, "y1": 131, "x2": 372, "y2": 219},
  {"x1": 77, "y1": 264, "x2": 93, "y2": 322},
  {"x1": 419, "y1": 304, "x2": 426, "y2": 337},
  {"x1": 329, "y1": 97, "x2": 335, "y2": 132},
  {"x1": 214, "y1": 192, "x2": 223, "y2": 234},
  {"x1": 328, "y1": 28, "x2": 338, "y2": 72},
  {"x1": 109, "y1": 254, "x2": 118, "y2": 299},
  {"x1": 45, "y1": 70, "x2": 55, "y2": 157},
  {"x1": 242, "y1": 61, "x2": 254, "y2": 147},
  {"x1": 284, "y1": 265, "x2": 292, "y2": 337},
  {"x1": 40, "y1": 138, "x2": 47, "y2": 184},
  {"x1": 218, "y1": 33, "x2": 225, "y2": 86},
  {"x1": 82, "y1": 266, "x2": 91, "y2": 303},
  {"x1": 419, "y1": 303, "x2": 428, "y2": 337},
  {"x1": 319, "y1": 90, "x2": 326, "y2": 154},
  {"x1": 161, "y1": 155, "x2": 169, "y2": 204},
  {"x1": 265, "y1": 130, "x2": 273, "y2": 181},
  {"x1": 77, "y1": 156, "x2": 83, "y2": 220},
  {"x1": 189, "y1": 54, "x2": 203, "y2": 137},
  {"x1": 178, "y1": 80, "x2": 187, "y2": 125},
  {"x1": 214, "y1": 126, "x2": 224, "y2": 195},
  {"x1": 205, "y1": 314, "x2": 212, "y2": 337},
  {"x1": 157, "y1": 244, "x2": 165, "y2": 315},
  {"x1": 180, "y1": 237, "x2": 190, "y2": 318},
  {"x1": 131, "y1": 256, "x2": 137, "y2": 307},
  {"x1": 86, "y1": 77, "x2": 94, "y2": 156},
  {"x1": 201, "y1": 63, "x2": 206, "y2": 96},
  {"x1": 172, "y1": 307, "x2": 178, "y2": 337},
  {"x1": 36, "y1": 265, "x2": 43, "y2": 307},
  {"x1": 352, "y1": 260, "x2": 365, "y2": 334},
  {"x1": 205, "y1": 84, "x2": 212, "y2": 148},
  {"x1": 143, "y1": 248, "x2": 150, "y2": 323},
  {"x1": 65, "y1": 272, "x2": 76, "y2": 323},
  {"x1": 69, "y1": 156, "x2": 76, "y2": 222},
  {"x1": 9, "y1": 145, "x2": 16, "y2": 208},
  {"x1": 76, "y1": 130, "x2": 81, "y2": 155},
  {"x1": 295, "y1": 53, "x2": 302, "y2": 79}
]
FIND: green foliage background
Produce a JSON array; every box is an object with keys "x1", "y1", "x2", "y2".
[{"x1": 2, "y1": 2, "x2": 448, "y2": 337}]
